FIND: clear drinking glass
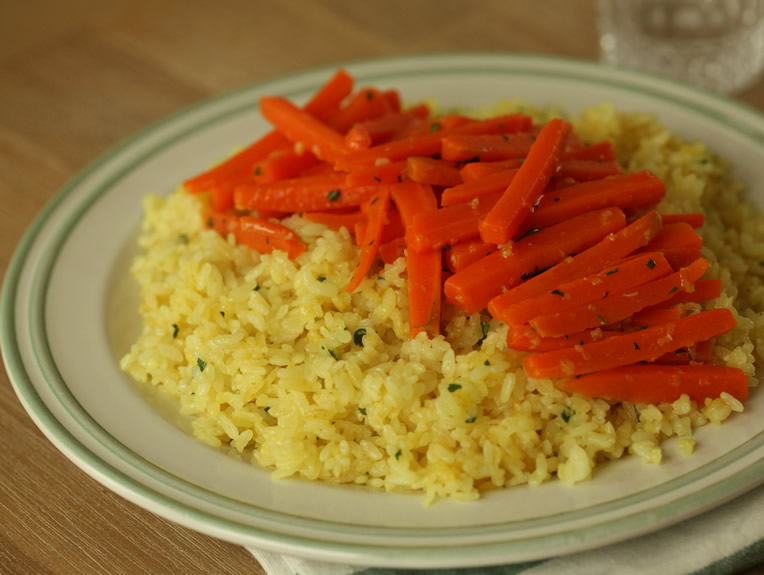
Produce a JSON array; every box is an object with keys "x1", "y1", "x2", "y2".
[{"x1": 598, "y1": 0, "x2": 764, "y2": 93}]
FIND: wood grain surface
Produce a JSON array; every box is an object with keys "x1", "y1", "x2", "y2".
[{"x1": 1, "y1": 1, "x2": 763, "y2": 573}]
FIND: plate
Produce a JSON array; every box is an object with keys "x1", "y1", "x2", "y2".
[{"x1": 2, "y1": 53, "x2": 764, "y2": 568}]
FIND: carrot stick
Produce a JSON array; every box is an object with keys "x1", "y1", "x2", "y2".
[
  {"x1": 630, "y1": 305, "x2": 683, "y2": 327},
  {"x1": 440, "y1": 133, "x2": 535, "y2": 162},
  {"x1": 379, "y1": 236, "x2": 407, "y2": 264},
  {"x1": 346, "y1": 188, "x2": 391, "y2": 292},
  {"x1": 405, "y1": 157, "x2": 463, "y2": 187},
  {"x1": 660, "y1": 213, "x2": 705, "y2": 228},
  {"x1": 302, "y1": 209, "x2": 365, "y2": 233},
  {"x1": 524, "y1": 308, "x2": 737, "y2": 379},
  {"x1": 354, "y1": 206, "x2": 406, "y2": 247},
  {"x1": 408, "y1": 191, "x2": 501, "y2": 253},
  {"x1": 203, "y1": 210, "x2": 241, "y2": 238},
  {"x1": 459, "y1": 158, "x2": 524, "y2": 182},
  {"x1": 555, "y1": 160, "x2": 623, "y2": 182},
  {"x1": 506, "y1": 324, "x2": 618, "y2": 352},
  {"x1": 236, "y1": 216, "x2": 306, "y2": 260},
  {"x1": 528, "y1": 258, "x2": 709, "y2": 337},
  {"x1": 389, "y1": 182, "x2": 438, "y2": 229},
  {"x1": 497, "y1": 252, "x2": 673, "y2": 325},
  {"x1": 235, "y1": 174, "x2": 379, "y2": 212},
  {"x1": 440, "y1": 169, "x2": 519, "y2": 206},
  {"x1": 479, "y1": 119, "x2": 569, "y2": 245},
  {"x1": 344, "y1": 160, "x2": 407, "y2": 186},
  {"x1": 184, "y1": 69, "x2": 352, "y2": 194},
  {"x1": 407, "y1": 249, "x2": 442, "y2": 338},
  {"x1": 327, "y1": 87, "x2": 392, "y2": 134},
  {"x1": 259, "y1": 96, "x2": 348, "y2": 165},
  {"x1": 444, "y1": 207, "x2": 626, "y2": 314},
  {"x1": 253, "y1": 148, "x2": 320, "y2": 183},
  {"x1": 557, "y1": 364, "x2": 749, "y2": 403},
  {"x1": 562, "y1": 140, "x2": 615, "y2": 162},
  {"x1": 650, "y1": 278, "x2": 722, "y2": 308},
  {"x1": 335, "y1": 114, "x2": 533, "y2": 171},
  {"x1": 445, "y1": 240, "x2": 496, "y2": 273},
  {"x1": 344, "y1": 104, "x2": 430, "y2": 150},
  {"x1": 522, "y1": 170, "x2": 665, "y2": 231},
  {"x1": 488, "y1": 210, "x2": 663, "y2": 318}
]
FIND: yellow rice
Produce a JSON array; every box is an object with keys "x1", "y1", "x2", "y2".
[{"x1": 119, "y1": 102, "x2": 762, "y2": 504}]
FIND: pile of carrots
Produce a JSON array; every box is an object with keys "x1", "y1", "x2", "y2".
[{"x1": 184, "y1": 69, "x2": 749, "y2": 406}]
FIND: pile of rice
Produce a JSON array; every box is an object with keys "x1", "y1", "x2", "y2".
[{"x1": 120, "y1": 102, "x2": 762, "y2": 504}]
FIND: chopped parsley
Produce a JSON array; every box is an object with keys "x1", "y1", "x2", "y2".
[
  {"x1": 669, "y1": 286, "x2": 679, "y2": 294},
  {"x1": 177, "y1": 233, "x2": 189, "y2": 244},
  {"x1": 465, "y1": 416, "x2": 477, "y2": 424},
  {"x1": 646, "y1": 258, "x2": 656, "y2": 270},
  {"x1": 255, "y1": 166, "x2": 262, "y2": 175},
  {"x1": 605, "y1": 267, "x2": 619, "y2": 276},
  {"x1": 430, "y1": 122, "x2": 441, "y2": 132},
  {"x1": 561, "y1": 407, "x2": 575, "y2": 423},
  {"x1": 353, "y1": 328, "x2": 367, "y2": 347},
  {"x1": 358, "y1": 407, "x2": 367, "y2": 416},
  {"x1": 327, "y1": 189, "x2": 341, "y2": 202},
  {"x1": 518, "y1": 227, "x2": 541, "y2": 241},
  {"x1": 196, "y1": 357, "x2": 207, "y2": 372},
  {"x1": 633, "y1": 404, "x2": 641, "y2": 422},
  {"x1": 219, "y1": 311, "x2": 225, "y2": 317},
  {"x1": 253, "y1": 284, "x2": 261, "y2": 291},
  {"x1": 484, "y1": 360, "x2": 491, "y2": 366},
  {"x1": 443, "y1": 244, "x2": 451, "y2": 251},
  {"x1": 365, "y1": 90, "x2": 374, "y2": 100},
  {"x1": 603, "y1": 291, "x2": 609, "y2": 299},
  {"x1": 634, "y1": 341, "x2": 641, "y2": 350},
  {"x1": 172, "y1": 323, "x2": 179, "y2": 338},
  {"x1": 551, "y1": 289, "x2": 565, "y2": 297},
  {"x1": 395, "y1": 449, "x2": 402, "y2": 460},
  {"x1": 448, "y1": 383, "x2": 462, "y2": 392},
  {"x1": 328, "y1": 348, "x2": 339, "y2": 360},
  {"x1": 316, "y1": 275, "x2": 327, "y2": 282},
  {"x1": 476, "y1": 321, "x2": 490, "y2": 346},
  {"x1": 264, "y1": 406, "x2": 270, "y2": 413},
  {"x1": 597, "y1": 314, "x2": 607, "y2": 325},
  {"x1": 206, "y1": 217, "x2": 215, "y2": 228}
]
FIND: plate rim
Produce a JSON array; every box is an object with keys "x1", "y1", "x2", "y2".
[{"x1": 2, "y1": 52, "x2": 764, "y2": 568}]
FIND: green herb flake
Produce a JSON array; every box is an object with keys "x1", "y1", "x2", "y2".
[
  {"x1": 605, "y1": 267, "x2": 619, "y2": 276},
  {"x1": 358, "y1": 407, "x2": 367, "y2": 416},
  {"x1": 476, "y1": 321, "x2": 490, "y2": 346},
  {"x1": 646, "y1": 258, "x2": 656, "y2": 270},
  {"x1": 465, "y1": 416, "x2": 477, "y2": 424},
  {"x1": 443, "y1": 244, "x2": 451, "y2": 252},
  {"x1": 206, "y1": 217, "x2": 215, "y2": 228},
  {"x1": 327, "y1": 189, "x2": 341, "y2": 202},
  {"x1": 597, "y1": 314, "x2": 607, "y2": 325},
  {"x1": 603, "y1": 291, "x2": 609, "y2": 299},
  {"x1": 328, "y1": 348, "x2": 339, "y2": 360},
  {"x1": 551, "y1": 289, "x2": 565, "y2": 297},
  {"x1": 633, "y1": 341, "x2": 640, "y2": 350},
  {"x1": 253, "y1": 284, "x2": 261, "y2": 291},
  {"x1": 518, "y1": 227, "x2": 541, "y2": 241},
  {"x1": 219, "y1": 311, "x2": 225, "y2": 317},
  {"x1": 255, "y1": 166, "x2": 262, "y2": 175},
  {"x1": 634, "y1": 404, "x2": 641, "y2": 422},
  {"x1": 561, "y1": 407, "x2": 575, "y2": 423},
  {"x1": 484, "y1": 360, "x2": 491, "y2": 366},
  {"x1": 353, "y1": 328, "x2": 367, "y2": 347},
  {"x1": 317, "y1": 275, "x2": 327, "y2": 282},
  {"x1": 429, "y1": 122, "x2": 441, "y2": 132},
  {"x1": 172, "y1": 323, "x2": 179, "y2": 338},
  {"x1": 196, "y1": 357, "x2": 207, "y2": 372},
  {"x1": 669, "y1": 286, "x2": 679, "y2": 294},
  {"x1": 264, "y1": 406, "x2": 270, "y2": 413},
  {"x1": 365, "y1": 90, "x2": 374, "y2": 100},
  {"x1": 177, "y1": 233, "x2": 189, "y2": 244},
  {"x1": 395, "y1": 449, "x2": 402, "y2": 460},
  {"x1": 448, "y1": 383, "x2": 462, "y2": 393}
]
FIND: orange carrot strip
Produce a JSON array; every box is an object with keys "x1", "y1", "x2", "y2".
[
  {"x1": 561, "y1": 140, "x2": 615, "y2": 162},
  {"x1": 407, "y1": 249, "x2": 442, "y2": 338},
  {"x1": 184, "y1": 69, "x2": 352, "y2": 194},
  {"x1": 506, "y1": 324, "x2": 618, "y2": 352},
  {"x1": 405, "y1": 157, "x2": 463, "y2": 187},
  {"x1": 440, "y1": 133, "x2": 535, "y2": 162},
  {"x1": 354, "y1": 206, "x2": 406, "y2": 247},
  {"x1": 524, "y1": 308, "x2": 737, "y2": 379},
  {"x1": 409, "y1": 191, "x2": 501, "y2": 253},
  {"x1": 346, "y1": 188, "x2": 391, "y2": 292},
  {"x1": 555, "y1": 160, "x2": 623, "y2": 182},
  {"x1": 344, "y1": 104, "x2": 430, "y2": 150},
  {"x1": 389, "y1": 182, "x2": 439, "y2": 230},
  {"x1": 253, "y1": 148, "x2": 320, "y2": 183},
  {"x1": 379, "y1": 236, "x2": 407, "y2": 264},
  {"x1": 235, "y1": 174, "x2": 379, "y2": 212},
  {"x1": 459, "y1": 158, "x2": 524, "y2": 182},
  {"x1": 479, "y1": 119, "x2": 569, "y2": 245},
  {"x1": 203, "y1": 210, "x2": 241, "y2": 238},
  {"x1": 236, "y1": 216, "x2": 306, "y2": 260},
  {"x1": 497, "y1": 252, "x2": 673, "y2": 326},
  {"x1": 488, "y1": 210, "x2": 663, "y2": 318},
  {"x1": 529, "y1": 258, "x2": 709, "y2": 337},
  {"x1": 557, "y1": 364, "x2": 748, "y2": 403},
  {"x1": 661, "y1": 213, "x2": 705, "y2": 228},
  {"x1": 259, "y1": 96, "x2": 348, "y2": 164},
  {"x1": 440, "y1": 169, "x2": 519, "y2": 206},
  {"x1": 522, "y1": 171, "x2": 665, "y2": 231},
  {"x1": 445, "y1": 207, "x2": 626, "y2": 314},
  {"x1": 445, "y1": 240, "x2": 496, "y2": 273},
  {"x1": 328, "y1": 87, "x2": 392, "y2": 134},
  {"x1": 630, "y1": 305, "x2": 683, "y2": 327},
  {"x1": 335, "y1": 114, "x2": 533, "y2": 171},
  {"x1": 345, "y1": 160, "x2": 407, "y2": 186},
  {"x1": 302, "y1": 209, "x2": 365, "y2": 233},
  {"x1": 640, "y1": 221, "x2": 703, "y2": 252}
]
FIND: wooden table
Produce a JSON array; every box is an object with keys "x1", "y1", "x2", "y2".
[{"x1": 1, "y1": 1, "x2": 763, "y2": 573}]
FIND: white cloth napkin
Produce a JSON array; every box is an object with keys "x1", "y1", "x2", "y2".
[{"x1": 248, "y1": 483, "x2": 764, "y2": 575}]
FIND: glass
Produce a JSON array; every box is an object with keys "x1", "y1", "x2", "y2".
[{"x1": 598, "y1": 0, "x2": 764, "y2": 93}]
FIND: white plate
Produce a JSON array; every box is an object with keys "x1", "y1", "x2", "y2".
[{"x1": 2, "y1": 53, "x2": 763, "y2": 569}]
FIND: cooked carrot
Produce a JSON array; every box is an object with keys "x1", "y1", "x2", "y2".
[
  {"x1": 445, "y1": 240, "x2": 496, "y2": 273},
  {"x1": 506, "y1": 324, "x2": 618, "y2": 352},
  {"x1": 346, "y1": 188, "x2": 391, "y2": 292},
  {"x1": 203, "y1": 210, "x2": 241, "y2": 238},
  {"x1": 407, "y1": 250, "x2": 442, "y2": 338},
  {"x1": 659, "y1": 213, "x2": 705, "y2": 228},
  {"x1": 529, "y1": 257, "x2": 709, "y2": 337},
  {"x1": 497, "y1": 252, "x2": 673, "y2": 325},
  {"x1": 259, "y1": 97, "x2": 348, "y2": 165},
  {"x1": 557, "y1": 364, "x2": 748, "y2": 403},
  {"x1": 354, "y1": 206, "x2": 406, "y2": 247},
  {"x1": 379, "y1": 236, "x2": 407, "y2": 264},
  {"x1": 253, "y1": 148, "x2": 320, "y2": 183},
  {"x1": 524, "y1": 308, "x2": 737, "y2": 379},
  {"x1": 405, "y1": 157, "x2": 463, "y2": 187},
  {"x1": 555, "y1": 160, "x2": 623, "y2": 182},
  {"x1": 440, "y1": 133, "x2": 535, "y2": 162},
  {"x1": 648, "y1": 278, "x2": 722, "y2": 308},
  {"x1": 561, "y1": 140, "x2": 615, "y2": 162},
  {"x1": 335, "y1": 114, "x2": 533, "y2": 171},
  {"x1": 440, "y1": 169, "x2": 519, "y2": 206},
  {"x1": 488, "y1": 210, "x2": 663, "y2": 318},
  {"x1": 479, "y1": 119, "x2": 569, "y2": 245},
  {"x1": 235, "y1": 173, "x2": 379, "y2": 212},
  {"x1": 630, "y1": 305, "x2": 683, "y2": 327},
  {"x1": 184, "y1": 69, "x2": 352, "y2": 194},
  {"x1": 445, "y1": 207, "x2": 626, "y2": 314},
  {"x1": 389, "y1": 182, "x2": 438, "y2": 229},
  {"x1": 302, "y1": 209, "x2": 365, "y2": 233},
  {"x1": 522, "y1": 170, "x2": 665, "y2": 231},
  {"x1": 640, "y1": 221, "x2": 703, "y2": 252},
  {"x1": 409, "y1": 191, "x2": 501, "y2": 253},
  {"x1": 327, "y1": 87, "x2": 392, "y2": 134},
  {"x1": 236, "y1": 216, "x2": 306, "y2": 260},
  {"x1": 345, "y1": 104, "x2": 430, "y2": 150},
  {"x1": 344, "y1": 160, "x2": 407, "y2": 187},
  {"x1": 459, "y1": 158, "x2": 524, "y2": 182}
]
